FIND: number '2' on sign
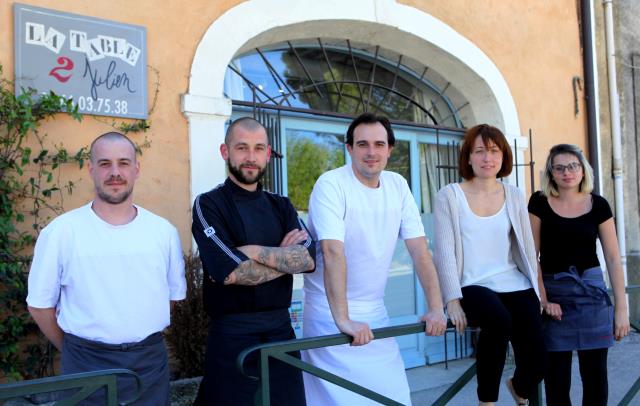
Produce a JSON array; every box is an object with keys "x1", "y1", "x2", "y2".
[{"x1": 49, "y1": 56, "x2": 74, "y2": 83}]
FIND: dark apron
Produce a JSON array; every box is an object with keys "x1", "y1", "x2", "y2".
[
  {"x1": 61, "y1": 332, "x2": 170, "y2": 405},
  {"x1": 542, "y1": 266, "x2": 614, "y2": 352}
]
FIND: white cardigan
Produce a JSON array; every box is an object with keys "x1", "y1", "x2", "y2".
[{"x1": 433, "y1": 183, "x2": 540, "y2": 304}]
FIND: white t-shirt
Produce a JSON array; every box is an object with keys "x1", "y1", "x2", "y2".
[
  {"x1": 454, "y1": 184, "x2": 531, "y2": 292},
  {"x1": 305, "y1": 165, "x2": 425, "y2": 301},
  {"x1": 27, "y1": 202, "x2": 186, "y2": 344}
]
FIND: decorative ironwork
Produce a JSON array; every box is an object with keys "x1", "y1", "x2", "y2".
[{"x1": 225, "y1": 38, "x2": 468, "y2": 127}]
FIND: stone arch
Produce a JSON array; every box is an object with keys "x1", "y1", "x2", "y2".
[{"x1": 183, "y1": 0, "x2": 521, "y2": 199}]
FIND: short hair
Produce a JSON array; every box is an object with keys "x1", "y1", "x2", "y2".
[
  {"x1": 225, "y1": 117, "x2": 267, "y2": 144},
  {"x1": 90, "y1": 132, "x2": 137, "y2": 163},
  {"x1": 345, "y1": 113, "x2": 395, "y2": 147},
  {"x1": 541, "y1": 143, "x2": 594, "y2": 197},
  {"x1": 458, "y1": 124, "x2": 513, "y2": 180}
]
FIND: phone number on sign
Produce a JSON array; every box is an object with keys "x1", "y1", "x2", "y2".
[
  {"x1": 47, "y1": 93, "x2": 129, "y2": 115},
  {"x1": 77, "y1": 96, "x2": 128, "y2": 115}
]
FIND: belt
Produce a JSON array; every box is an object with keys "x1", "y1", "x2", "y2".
[{"x1": 64, "y1": 332, "x2": 163, "y2": 351}]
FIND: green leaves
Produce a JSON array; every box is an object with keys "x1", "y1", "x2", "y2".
[
  {"x1": 0, "y1": 64, "x2": 85, "y2": 380},
  {"x1": 0, "y1": 62, "x2": 155, "y2": 381}
]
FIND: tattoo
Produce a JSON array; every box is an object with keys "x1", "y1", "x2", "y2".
[
  {"x1": 232, "y1": 260, "x2": 284, "y2": 286},
  {"x1": 256, "y1": 245, "x2": 314, "y2": 274}
]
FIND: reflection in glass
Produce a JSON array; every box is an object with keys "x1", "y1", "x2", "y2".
[
  {"x1": 386, "y1": 140, "x2": 410, "y2": 188},
  {"x1": 419, "y1": 142, "x2": 460, "y2": 213},
  {"x1": 383, "y1": 139, "x2": 415, "y2": 318},
  {"x1": 287, "y1": 130, "x2": 344, "y2": 334},
  {"x1": 286, "y1": 129, "x2": 345, "y2": 211},
  {"x1": 386, "y1": 239, "x2": 417, "y2": 318},
  {"x1": 225, "y1": 45, "x2": 464, "y2": 128}
]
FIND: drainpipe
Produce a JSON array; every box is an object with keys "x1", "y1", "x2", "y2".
[
  {"x1": 602, "y1": 0, "x2": 628, "y2": 282},
  {"x1": 581, "y1": 0, "x2": 600, "y2": 194}
]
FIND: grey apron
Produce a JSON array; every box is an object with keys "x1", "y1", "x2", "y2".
[
  {"x1": 542, "y1": 266, "x2": 614, "y2": 352},
  {"x1": 61, "y1": 332, "x2": 169, "y2": 405}
]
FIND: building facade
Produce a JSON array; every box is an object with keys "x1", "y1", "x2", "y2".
[
  {"x1": 1, "y1": 0, "x2": 596, "y2": 366},
  {"x1": 593, "y1": 0, "x2": 640, "y2": 321}
]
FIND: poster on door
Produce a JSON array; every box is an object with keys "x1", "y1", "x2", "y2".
[
  {"x1": 13, "y1": 3, "x2": 147, "y2": 119},
  {"x1": 289, "y1": 300, "x2": 303, "y2": 338}
]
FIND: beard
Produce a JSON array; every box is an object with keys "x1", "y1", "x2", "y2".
[
  {"x1": 95, "y1": 178, "x2": 133, "y2": 204},
  {"x1": 227, "y1": 160, "x2": 267, "y2": 185}
]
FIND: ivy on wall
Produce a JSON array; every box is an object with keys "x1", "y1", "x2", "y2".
[
  {"x1": 1, "y1": 64, "x2": 84, "y2": 380},
  {"x1": 0, "y1": 61, "x2": 159, "y2": 380},
  {"x1": 0, "y1": 62, "x2": 208, "y2": 383}
]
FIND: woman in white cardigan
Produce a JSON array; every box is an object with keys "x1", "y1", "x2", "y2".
[{"x1": 433, "y1": 124, "x2": 545, "y2": 406}]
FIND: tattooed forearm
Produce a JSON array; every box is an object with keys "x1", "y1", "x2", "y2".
[
  {"x1": 256, "y1": 245, "x2": 314, "y2": 274},
  {"x1": 231, "y1": 260, "x2": 285, "y2": 286}
]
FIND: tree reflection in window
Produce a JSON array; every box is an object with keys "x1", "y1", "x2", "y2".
[
  {"x1": 286, "y1": 129, "x2": 345, "y2": 211},
  {"x1": 387, "y1": 140, "x2": 411, "y2": 189},
  {"x1": 225, "y1": 41, "x2": 466, "y2": 128}
]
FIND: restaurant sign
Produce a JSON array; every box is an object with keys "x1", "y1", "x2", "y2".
[{"x1": 14, "y1": 4, "x2": 147, "y2": 119}]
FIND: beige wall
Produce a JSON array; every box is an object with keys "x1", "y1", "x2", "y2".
[{"x1": 1, "y1": 0, "x2": 587, "y2": 248}]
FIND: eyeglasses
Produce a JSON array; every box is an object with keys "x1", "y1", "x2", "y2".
[{"x1": 551, "y1": 162, "x2": 582, "y2": 174}]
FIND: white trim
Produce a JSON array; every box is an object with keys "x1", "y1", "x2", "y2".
[
  {"x1": 185, "y1": 113, "x2": 227, "y2": 203},
  {"x1": 589, "y1": 0, "x2": 603, "y2": 190},
  {"x1": 182, "y1": 94, "x2": 231, "y2": 117},
  {"x1": 183, "y1": 0, "x2": 522, "y2": 199}
]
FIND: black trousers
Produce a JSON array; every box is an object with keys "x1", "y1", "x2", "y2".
[
  {"x1": 545, "y1": 348, "x2": 608, "y2": 406},
  {"x1": 461, "y1": 286, "x2": 546, "y2": 402},
  {"x1": 195, "y1": 309, "x2": 306, "y2": 406}
]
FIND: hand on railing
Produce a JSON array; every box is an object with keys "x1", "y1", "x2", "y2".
[
  {"x1": 421, "y1": 308, "x2": 447, "y2": 336},
  {"x1": 336, "y1": 318, "x2": 374, "y2": 346},
  {"x1": 446, "y1": 299, "x2": 467, "y2": 334}
]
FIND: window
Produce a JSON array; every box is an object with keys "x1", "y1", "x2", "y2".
[{"x1": 225, "y1": 39, "x2": 468, "y2": 128}]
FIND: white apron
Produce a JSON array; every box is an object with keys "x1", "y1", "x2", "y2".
[{"x1": 302, "y1": 293, "x2": 412, "y2": 406}]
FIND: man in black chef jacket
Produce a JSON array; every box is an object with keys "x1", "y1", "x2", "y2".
[{"x1": 192, "y1": 117, "x2": 315, "y2": 405}]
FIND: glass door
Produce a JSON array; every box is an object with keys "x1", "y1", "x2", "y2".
[
  {"x1": 234, "y1": 111, "x2": 466, "y2": 367},
  {"x1": 279, "y1": 117, "x2": 349, "y2": 337},
  {"x1": 412, "y1": 132, "x2": 465, "y2": 365},
  {"x1": 381, "y1": 128, "x2": 464, "y2": 366},
  {"x1": 281, "y1": 116, "x2": 429, "y2": 367}
]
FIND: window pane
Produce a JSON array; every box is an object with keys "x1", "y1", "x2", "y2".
[
  {"x1": 386, "y1": 140, "x2": 410, "y2": 188},
  {"x1": 385, "y1": 240, "x2": 416, "y2": 318},
  {"x1": 286, "y1": 129, "x2": 345, "y2": 211},
  {"x1": 226, "y1": 44, "x2": 464, "y2": 127}
]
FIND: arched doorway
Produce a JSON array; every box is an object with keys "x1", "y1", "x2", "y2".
[{"x1": 183, "y1": 0, "x2": 523, "y2": 366}]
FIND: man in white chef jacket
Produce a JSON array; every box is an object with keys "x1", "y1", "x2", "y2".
[{"x1": 302, "y1": 113, "x2": 447, "y2": 405}]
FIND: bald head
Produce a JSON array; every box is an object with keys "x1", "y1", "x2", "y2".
[
  {"x1": 225, "y1": 117, "x2": 267, "y2": 145},
  {"x1": 90, "y1": 132, "x2": 137, "y2": 164}
]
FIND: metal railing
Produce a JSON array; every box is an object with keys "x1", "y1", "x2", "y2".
[
  {"x1": 239, "y1": 285, "x2": 640, "y2": 406},
  {"x1": 238, "y1": 322, "x2": 423, "y2": 406},
  {"x1": 2, "y1": 287, "x2": 638, "y2": 405},
  {"x1": 237, "y1": 322, "x2": 541, "y2": 406},
  {"x1": 0, "y1": 369, "x2": 141, "y2": 405}
]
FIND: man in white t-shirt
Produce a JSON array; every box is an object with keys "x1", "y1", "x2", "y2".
[
  {"x1": 302, "y1": 113, "x2": 448, "y2": 405},
  {"x1": 26, "y1": 132, "x2": 186, "y2": 405}
]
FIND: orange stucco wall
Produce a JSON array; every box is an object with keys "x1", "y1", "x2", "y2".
[
  {"x1": 403, "y1": 0, "x2": 588, "y2": 176},
  {"x1": 1, "y1": 0, "x2": 587, "y2": 249},
  {"x1": 0, "y1": 0, "x2": 247, "y2": 248}
]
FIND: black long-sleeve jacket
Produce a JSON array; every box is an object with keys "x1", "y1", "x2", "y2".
[{"x1": 192, "y1": 178, "x2": 315, "y2": 317}]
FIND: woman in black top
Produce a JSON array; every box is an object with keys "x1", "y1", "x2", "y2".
[{"x1": 528, "y1": 144, "x2": 629, "y2": 405}]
